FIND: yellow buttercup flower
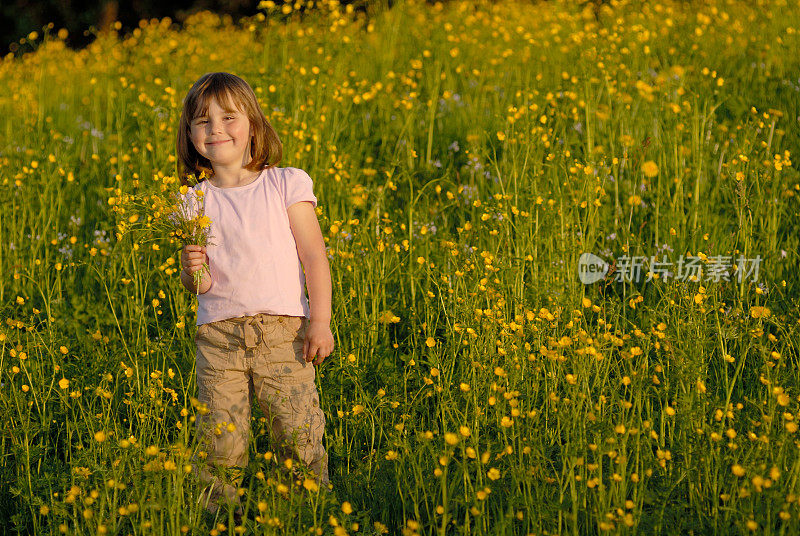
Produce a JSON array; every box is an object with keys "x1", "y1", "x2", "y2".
[{"x1": 642, "y1": 160, "x2": 659, "y2": 177}]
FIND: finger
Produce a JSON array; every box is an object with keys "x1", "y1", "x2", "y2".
[
  {"x1": 303, "y1": 338, "x2": 309, "y2": 361},
  {"x1": 307, "y1": 344, "x2": 318, "y2": 363}
]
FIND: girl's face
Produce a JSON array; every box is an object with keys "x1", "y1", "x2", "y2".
[{"x1": 189, "y1": 96, "x2": 253, "y2": 169}]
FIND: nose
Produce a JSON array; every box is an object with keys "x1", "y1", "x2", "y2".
[{"x1": 207, "y1": 118, "x2": 223, "y2": 134}]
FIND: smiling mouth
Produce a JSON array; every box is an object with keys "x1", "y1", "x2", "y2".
[{"x1": 207, "y1": 140, "x2": 231, "y2": 145}]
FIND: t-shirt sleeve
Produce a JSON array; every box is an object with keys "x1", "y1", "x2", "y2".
[{"x1": 283, "y1": 168, "x2": 318, "y2": 209}]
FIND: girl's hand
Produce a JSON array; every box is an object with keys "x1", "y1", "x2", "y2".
[
  {"x1": 180, "y1": 245, "x2": 208, "y2": 275},
  {"x1": 303, "y1": 320, "x2": 334, "y2": 366}
]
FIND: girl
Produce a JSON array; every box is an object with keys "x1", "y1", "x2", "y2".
[{"x1": 176, "y1": 72, "x2": 335, "y2": 518}]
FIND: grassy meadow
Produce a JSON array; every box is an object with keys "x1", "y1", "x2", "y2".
[{"x1": 2, "y1": 0, "x2": 800, "y2": 533}]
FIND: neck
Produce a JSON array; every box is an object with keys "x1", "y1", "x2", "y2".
[{"x1": 208, "y1": 163, "x2": 261, "y2": 188}]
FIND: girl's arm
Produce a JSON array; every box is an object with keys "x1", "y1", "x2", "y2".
[
  {"x1": 287, "y1": 202, "x2": 331, "y2": 324},
  {"x1": 180, "y1": 268, "x2": 212, "y2": 294}
]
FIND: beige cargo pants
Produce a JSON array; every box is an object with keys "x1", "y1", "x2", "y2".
[{"x1": 192, "y1": 313, "x2": 329, "y2": 514}]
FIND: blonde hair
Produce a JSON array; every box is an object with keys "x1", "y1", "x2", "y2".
[{"x1": 177, "y1": 72, "x2": 282, "y2": 185}]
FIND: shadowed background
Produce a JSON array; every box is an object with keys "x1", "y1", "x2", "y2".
[
  {"x1": 0, "y1": 0, "x2": 617, "y2": 57},
  {"x1": 1, "y1": 0, "x2": 391, "y2": 56}
]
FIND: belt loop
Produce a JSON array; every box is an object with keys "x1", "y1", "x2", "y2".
[
  {"x1": 256, "y1": 313, "x2": 270, "y2": 350},
  {"x1": 242, "y1": 316, "x2": 258, "y2": 349}
]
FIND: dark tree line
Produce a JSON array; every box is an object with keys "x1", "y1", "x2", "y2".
[
  {"x1": 2, "y1": 0, "x2": 264, "y2": 56},
  {"x1": 3, "y1": 0, "x2": 617, "y2": 57}
]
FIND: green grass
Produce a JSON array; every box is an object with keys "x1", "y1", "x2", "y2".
[{"x1": 1, "y1": 0, "x2": 800, "y2": 534}]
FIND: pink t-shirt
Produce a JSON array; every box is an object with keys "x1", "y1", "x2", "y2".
[{"x1": 185, "y1": 166, "x2": 318, "y2": 325}]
